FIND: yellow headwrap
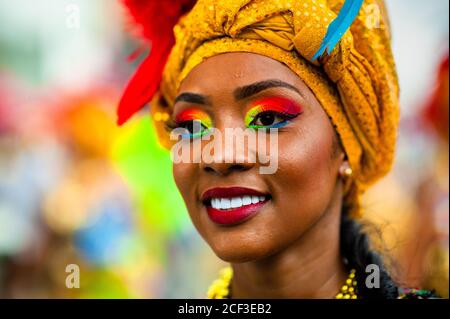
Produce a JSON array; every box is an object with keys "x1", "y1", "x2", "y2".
[{"x1": 149, "y1": 0, "x2": 399, "y2": 217}]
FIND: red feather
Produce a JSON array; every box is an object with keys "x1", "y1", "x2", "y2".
[
  {"x1": 118, "y1": 0, "x2": 197, "y2": 125},
  {"x1": 423, "y1": 54, "x2": 449, "y2": 141}
]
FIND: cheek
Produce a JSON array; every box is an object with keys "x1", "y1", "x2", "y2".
[
  {"x1": 280, "y1": 126, "x2": 336, "y2": 187},
  {"x1": 173, "y1": 162, "x2": 197, "y2": 205},
  {"x1": 271, "y1": 123, "x2": 339, "y2": 231},
  {"x1": 173, "y1": 162, "x2": 208, "y2": 234}
]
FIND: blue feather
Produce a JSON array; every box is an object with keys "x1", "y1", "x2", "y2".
[{"x1": 311, "y1": 0, "x2": 364, "y2": 61}]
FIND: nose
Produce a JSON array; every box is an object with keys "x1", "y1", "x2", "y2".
[
  {"x1": 200, "y1": 133, "x2": 256, "y2": 176},
  {"x1": 202, "y1": 160, "x2": 254, "y2": 176}
]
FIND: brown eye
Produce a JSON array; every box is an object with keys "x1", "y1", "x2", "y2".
[
  {"x1": 257, "y1": 113, "x2": 277, "y2": 126},
  {"x1": 252, "y1": 111, "x2": 287, "y2": 128}
]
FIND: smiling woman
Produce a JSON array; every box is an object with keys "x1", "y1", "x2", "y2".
[{"x1": 117, "y1": 0, "x2": 436, "y2": 299}]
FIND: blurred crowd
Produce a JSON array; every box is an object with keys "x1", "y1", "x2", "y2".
[{"x1": 0, "y1": 0, "x2": 448, "y2": 298}]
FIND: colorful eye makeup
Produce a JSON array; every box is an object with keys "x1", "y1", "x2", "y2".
[
  {"x1": 174, "y1": 108, "x2": 213, "y2": 139},
  {"x1": 168, "y1": 97, "x2": 302, "y2": 140},
  {"x1": 245, "y1": 96, "x2": 303, "y2": 129}
]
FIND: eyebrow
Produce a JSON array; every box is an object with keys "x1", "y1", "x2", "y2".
[
  {"x1": 173, "y1": 79, "x2": 304, "y2": 106},
  {"x1": 234, "y1": 79, "x2": 305, "y2": 101},
  {"x1": 174, "y1": 92, "x2": 210, "y2": 105}
]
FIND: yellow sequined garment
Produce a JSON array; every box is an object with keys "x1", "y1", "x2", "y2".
[{"x1": 148, "y1": 0, "x2": 399, "y2": 217}]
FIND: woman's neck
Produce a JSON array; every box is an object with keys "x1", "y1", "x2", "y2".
[{"x1": 230, "y1": 183, "x2": 347, "y2": 299}]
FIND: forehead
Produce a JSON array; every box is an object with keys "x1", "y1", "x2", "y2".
[{"x1": 178, "y1": 52, "x2": 302, "y2": 93}]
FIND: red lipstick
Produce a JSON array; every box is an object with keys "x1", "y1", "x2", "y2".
[{"x1": 201, "y1": 187, "x2": 270, "y2": 226}]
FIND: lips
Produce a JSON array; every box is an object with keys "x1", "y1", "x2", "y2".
[{"x1": 201, "y1": 187, "x2": 271, "y2": 226}]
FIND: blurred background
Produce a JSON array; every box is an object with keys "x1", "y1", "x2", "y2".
[{"x1": 0, "y1": 0, "x2": 448, "y2": 298}]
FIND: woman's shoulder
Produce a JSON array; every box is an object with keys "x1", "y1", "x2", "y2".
[{"x1": 397, "y1": 288, "x2": 440, "y2": 299}]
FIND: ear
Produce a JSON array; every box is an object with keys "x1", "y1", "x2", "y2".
[
  {"x1": 150, "y1": 92, "x2": 175, "y2": 150},
  {"x1": 333, "y1": 136, "x2": 348, "y2": 173},
  {"x1": 337, "y1": 150, "x2": 346, "y2": 163}
]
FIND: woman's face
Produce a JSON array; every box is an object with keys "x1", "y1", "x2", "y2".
[{"x1": 171, "y1": 52, "x2": 345, "y2": 262}]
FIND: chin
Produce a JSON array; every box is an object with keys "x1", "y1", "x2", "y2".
[
  {"x1": 213, "y1": 246, "x2": 270, "y2": 264},
  {"x1": 206, "y1": 231, "x2": 280, "y2": 263}
]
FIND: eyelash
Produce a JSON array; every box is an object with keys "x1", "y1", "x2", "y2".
[
  {"x1": 247, "y1": 110, "x2": 301, "y2": 129},
  {"x1": 165, "y1": 118, "x2": 211, "y2": 140},
  {"x1": 166, "y1": 99, "x2": 302, "y2": 139},
  {"x1": 166, "y1": 111, "x2": 299, "y2": 140}
]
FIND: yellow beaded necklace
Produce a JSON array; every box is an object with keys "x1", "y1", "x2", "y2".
[{"x1": 207, "y1": 267, "x2": 358, "y2": 299}]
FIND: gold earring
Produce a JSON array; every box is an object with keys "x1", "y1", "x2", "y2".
[
  {"x1": 344, "y1": 167, "x2": 353, "y2": 177},
  {"x1": 340, "y1": 166, "x2": 353, "y2": 178}
]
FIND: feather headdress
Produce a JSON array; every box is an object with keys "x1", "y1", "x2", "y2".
[{"x1": 117, "y1": 0, "x2": 197, "y2": 125}]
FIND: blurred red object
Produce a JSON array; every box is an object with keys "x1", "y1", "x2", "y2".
[
  {"x1": 0, "y1": 75, "x2": 18, "y2": 134},
  {"x1": 423, "y1": 54, "x2": 449, "y2": 142},
  {"x1": 117, "y1": 0, "x2": 197, "y2": 125}
]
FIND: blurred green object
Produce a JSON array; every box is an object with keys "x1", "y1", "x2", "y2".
[
  {"x1": 111, "y1": 116, "x2": 190, "y2": 236},
  {"x1": 79, "y1": 269, "x2": 131, "y2": 299}
]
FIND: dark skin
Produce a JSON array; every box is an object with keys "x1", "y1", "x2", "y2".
[{"x1": 172, "y1": 52, "x2": 350, "y2": 298}]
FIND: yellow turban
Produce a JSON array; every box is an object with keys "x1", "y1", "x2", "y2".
[{"x1": 149, "y1": 0, "x2": 399, "y2": 217}]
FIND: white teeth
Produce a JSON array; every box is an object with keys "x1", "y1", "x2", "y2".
[
  {"x1": 242, "y1": 196, "x2": 252, "y2": 205},
  {"x1": 210, "y1": 195, "x2": 268, "y2": 210},
  {"x1": 222, "y1": 198, "x2": 231, "y2": 209},
  {"x1": 231, "y1": 197, "x2": 243, "y2": 208}
]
